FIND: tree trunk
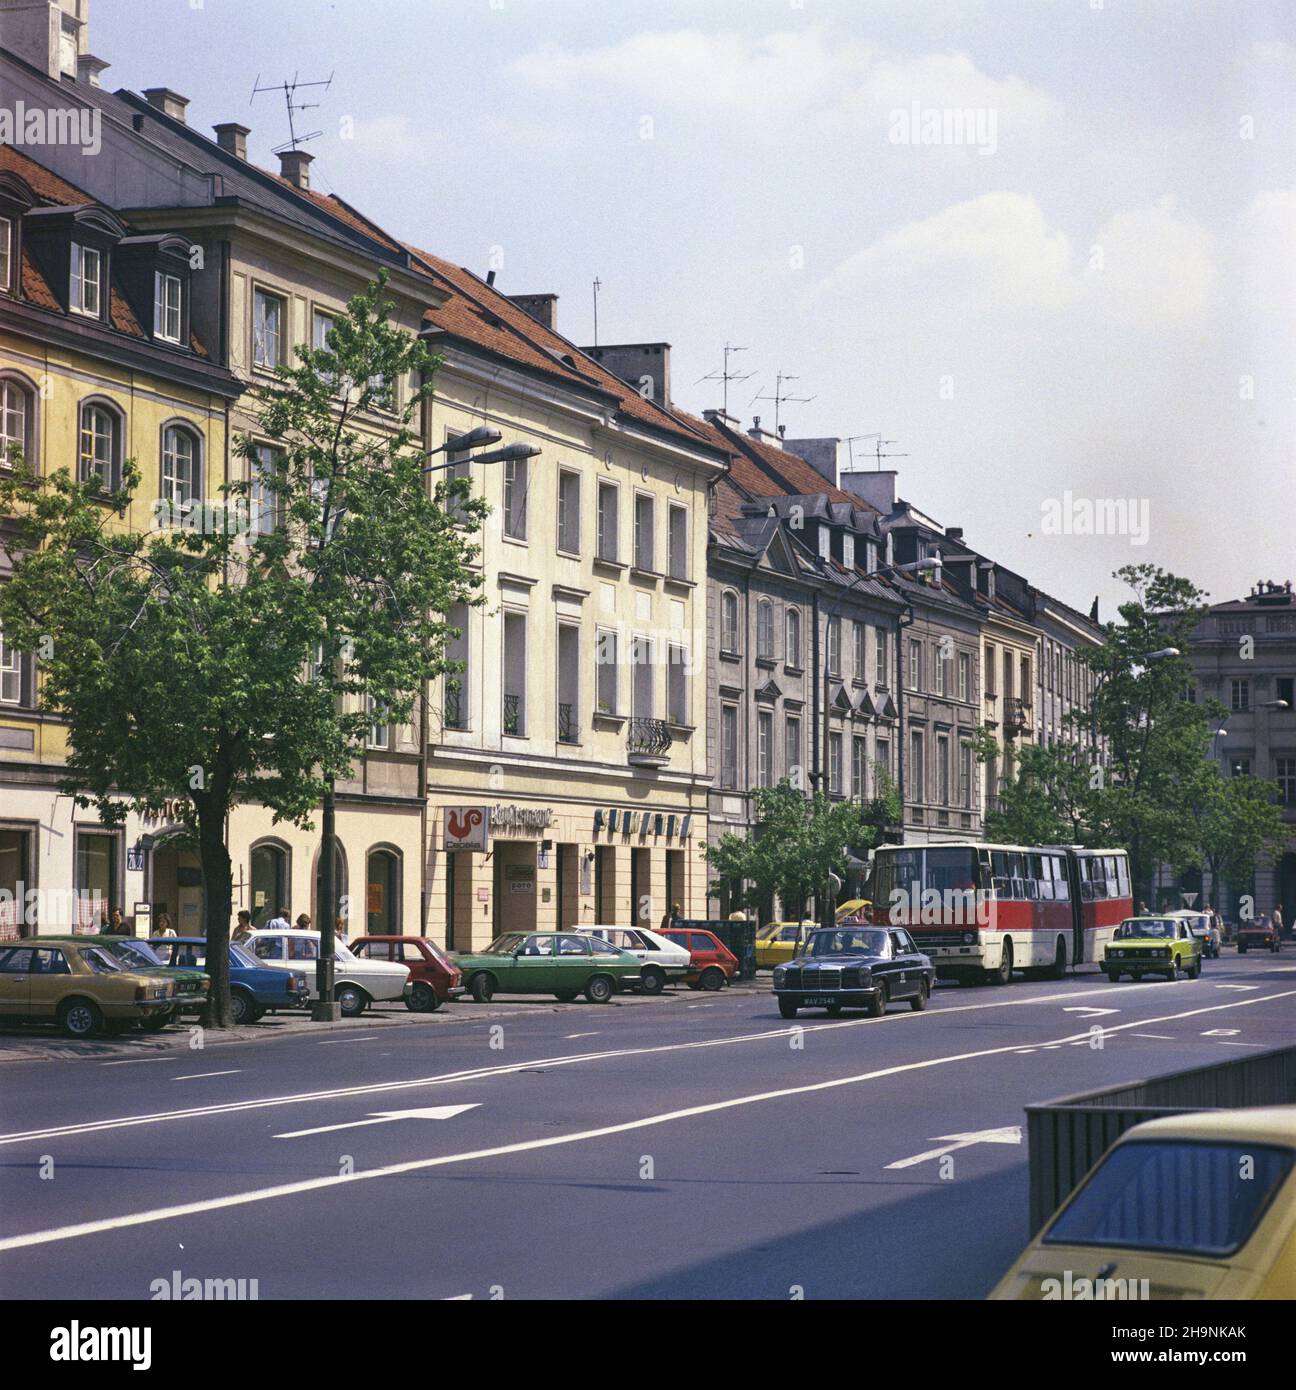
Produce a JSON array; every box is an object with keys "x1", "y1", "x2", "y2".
[
  {"x1": 197, "y1": 806, "x2": 233, "y2": 1029},
  {"x1": 313, "y1": 772, "x2": 339, "y2": 1020}
]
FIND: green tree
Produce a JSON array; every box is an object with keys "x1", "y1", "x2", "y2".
[
  {"x1": 706, "y1": 776, "x2": 901, "y2": 927},
  {"x1": 972, "y1": 728, "x2": 1097, "y2": 846},
  {"x1": 1179, "y1": 763, "x2": 1289, "y2": 914},
  {"x1": 0, "y1": 275, "x2": 485, "y2": 1024}
]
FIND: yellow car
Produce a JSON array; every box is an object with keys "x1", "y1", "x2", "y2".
[
  {"x1": 1104, "y1": 915, "x2": 1201, "y2": 982},
  {"x1": 836, "y1": 899, "x2": 871, "y2": 922},
  {"x1": 0, "y1": 938, "x2": 177, "y2": 1038},
  {"x1": 755, "y1": 922, "x2": 812, "y2": 970},
  {"x1": 991, "y1": 1107, "x2": 1296, "y2": 1299}
]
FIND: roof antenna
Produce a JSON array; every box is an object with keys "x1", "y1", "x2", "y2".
[
  {"x1": 844, "y1": 433, "x2": 909, "y2": 472},
  {"x1": 251, "y1": 70, "x2": 335, "y2": 155},
  {"x1": 696, "y1": 342, "x2": 755, "y2": 417},
  {"x1": 592, "y1": 276, "x2": 602, "y2": 347},
  {"x1": 751, "y1": 371, "x2": 815, "y2": 433}
]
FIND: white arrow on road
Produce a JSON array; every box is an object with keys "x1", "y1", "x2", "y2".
[
  {"x1": 1062, "y1": 1006, "x2": 1119, "y2": 1018},
  {"x1": 274, "y1": 1105, "x2": 480, "y2": 1140},
  {"x1": 886, "y1": 1126, "x2": 1022, "y2": 1170}
]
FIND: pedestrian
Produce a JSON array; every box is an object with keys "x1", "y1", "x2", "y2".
[
  {"x1": 108, "y1": 907, "x2": 125, "y2": 935},
  {"x1": 1138, "y1": 901, "x2": 1151, "y2": 916},
  {"x1": 661, "y1": 902, "x2": 681, "y2": 933},
  {"x1": 1274, "y1": 904, "x2": 1285, "y2": 940},
  {"x1": 266, "y1": 905, "x2": 291, "y2": 931},
  {"x1": 234, "y1": 910, "x2": 252, "y2": 938},
  {"x1": 154, "y1": 911, "x2": 176, "y2": 962},
  {"x1": 295, "y1": 912, "x2": 312, "y2": 931},
  {"x1": 335, "y1": 914, "x2": 348, "y2": 943}
]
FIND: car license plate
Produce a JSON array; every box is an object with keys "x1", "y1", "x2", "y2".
[{"x1": 804, "y1": 995, "x2": 836, "y2": 1006}]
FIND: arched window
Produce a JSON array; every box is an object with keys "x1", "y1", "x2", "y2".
[
  {"x1": 756, "y1": 599, "x2": 774, "y2": 659},
  {"x1": 786, "y1": 607, "x2": 802, "y2": 668},
  {"x1": 314, "y1": 841, "x2": 347, "y2": 931},
  {"x1": 249, "y1": 840, "x2": 289, "y2": 928},
  {"x1": 160, "y1": 423, "x2": 200, "y2": 507},
  {"x1": 366, "y1": 848, "x2": 400, "y2": 935},
  {"x1": 721, "y1": 590, "x2": 739, "y2": 652},
  {"x1": 78, "y1": 399, "x2": 122, "y2": 491},
  {"x1": 0, "y1": 374, "x2": 35, "y2": 469}
]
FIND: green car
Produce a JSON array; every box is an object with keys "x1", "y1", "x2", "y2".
[
  {"x1": 452, "y1": 932, "x2": 642, "y2": 1004},
  {"x1": 1104, "y1": 916, "x2": 1202, "y2": 982}
]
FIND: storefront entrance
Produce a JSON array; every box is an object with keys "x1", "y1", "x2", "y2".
[
  {"x1": 151, "y1": 832, "x2": 204, "y2": 935},
  {"x1": 491, "y1": 841, "x2": 537, "y2": 935}
]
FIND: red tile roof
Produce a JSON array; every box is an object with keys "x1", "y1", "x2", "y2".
[{"x1": 0, "y1": 144, "x2": 91, "y2": 206}]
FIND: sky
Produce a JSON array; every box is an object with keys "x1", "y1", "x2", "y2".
[{"x1": 94, "y1": 0, "x2": 1295, "y2": 619}]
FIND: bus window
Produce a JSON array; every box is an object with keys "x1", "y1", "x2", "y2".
[
  {"x1": 1053, "y1": 856, "x2": 1070, "y2": 900},
  {"x1": 1115, "y1": 856, "x2": 1130, "y2": 897},
  {"x1": 925, "y1": 848, "x2": 978, "y2": 894},
  {"x1": 1036, "y1": 855, "x2": 1053, "y2": 901}
]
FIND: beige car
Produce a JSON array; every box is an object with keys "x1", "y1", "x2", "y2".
[{"x1": 0, "y1": 939, "x2": 176, "y2": 1038}]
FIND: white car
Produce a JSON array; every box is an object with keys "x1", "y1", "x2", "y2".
[
  {"x1": 233, "y1": 928, "x2": 410, "y2": 1017},
  {"x1": 574, "y1": 925, "x2": 693, "y2": 995}
]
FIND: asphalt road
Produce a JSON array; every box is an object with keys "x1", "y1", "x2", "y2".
[{"x1": 2, "y1": 952, "x2": 1293, "y2": 1301}]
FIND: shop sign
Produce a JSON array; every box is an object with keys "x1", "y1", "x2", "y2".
[
  {"x1": 444, "y1": 807, "x2": 490, "y2": 853},
  {"x1": 492, "y1": 804, "x2": 554, "y2": 834}
]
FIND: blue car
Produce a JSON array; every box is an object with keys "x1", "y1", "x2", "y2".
[{"x1": 148, "y1": 937, "x2": 311, "y2": 1024}]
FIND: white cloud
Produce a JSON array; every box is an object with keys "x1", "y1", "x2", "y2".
[
  {"x1": 1087, "y1": 197, "x2": 1216, "y2": 325},
  {"x1": 344, "y1": 114, "x2": 431, "y2": 167}
]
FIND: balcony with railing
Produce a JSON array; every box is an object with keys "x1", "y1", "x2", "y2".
[
  {"x1": 1004, "y1": 696, "x2": 1032, "y2": 738},
  {"x1": 628, "y1": 717, "x2": 672, "y2": 767},
  {"x1": 444, "y1": 686, "x2": 465, "y2": 731},
  {"x1": 502, "y1": 693, "x2": 522, "y2": 737},
  {"x1": 558, "y1": 701, "x2": 578, "y2": 744}
]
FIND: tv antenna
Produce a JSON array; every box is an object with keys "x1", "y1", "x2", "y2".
[
  {"x1": 251, "y1": 71, "x2": 335, "y2": 155},
  {"x1": 592, "y1": 276, "x2": 603, "y2": 347},
  {"x1": 751, "y1": 371, "x2": 816, "y2": 432},
  {"x1": 843, "y1": 432, "x2": 908, "y2": 472},
  {"x1": 696, "y1": 342, "x2": 755, "y2": 416}
]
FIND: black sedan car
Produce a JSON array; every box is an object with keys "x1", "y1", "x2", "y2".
[{"x1": 773, "y1": 926, "x2": 935, "y2": 1019}]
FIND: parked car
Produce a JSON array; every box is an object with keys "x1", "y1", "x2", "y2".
[
  {"x1": 1236, "y1": 917, "x2": 1282, "y2": 954},
  {"x1": 1103, "y1": 917, "x2": 1202, "y2": 982},
  {"x1": 1178, "y1": 910, "x2": 1221, "y2": 959},
  {"x1": 151, "y1": 936, "x2": 310, "y2": 1024},
  {"x1": 575, "y1": 925, "x2": 692, "y2": 994},
  {"x1": 350, "y1": 935, "x2": 463, "y2": 1011},
  {"x1": 990, "y1": 1107, "x2": 1296, "y2": 1299},
  {"x1": 755, "y1": 921, "x2": 810, "y2": 971},
  {"x1": 451, "y1": 931, "x2": 642, "y2": 1003},
  {"x1": 0, "y1": 939, "x2": 176, "y2": 1038},
  {"x1": 233, "y1": 927, "x2": 410, "y2": 1016},
  {"x1": 773, "y1": 926, "x2": 934, "y2": 1019},
  {"x1": 49, "y1": 935, "x2": 209, "y2": 1028},
  {"x1": 658, "y1": 927, "x2": 738, "y2": 991}
]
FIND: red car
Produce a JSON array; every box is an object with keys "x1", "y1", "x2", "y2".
[
  {"x1": 1235, "y1": 920, "x2": 1282, "y2": 955},
  {"x1": 350, "y1": 936, "x2": 463, "y2": 1010},
  {"x1": 659, "y1": 928, "x2": 738, "y2": 991}
]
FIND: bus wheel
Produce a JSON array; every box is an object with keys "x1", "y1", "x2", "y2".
[
  {"x1": 985, "y1": 940, "x2": 1013, "y2": 986},
  {"x1": 1048, "y1": 938, "x2": 1067, "y2": 979}
]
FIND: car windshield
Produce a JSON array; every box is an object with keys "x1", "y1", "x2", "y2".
[
  {"x1": 809, "y1": 928, "x2": 890, "y2": 958},
  {"x1": 1045, "y1": 1140, "x2": 1294, "y2": 1258},
  {"x1": 80, "y1": 946, "x2": 123, "y2": 974},
  {"x1": 107, "y1": 939, "x2": 163, "y2": 967},
  {"x1": 1116, "y1": 919, "x2": 1175, "y2": 939},
  {"x1": 481, "y1": 934, "x2": 527, "y2": 956}
]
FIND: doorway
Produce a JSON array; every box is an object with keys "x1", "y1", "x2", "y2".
[
  {"x1": 151, "y1": 832, "x2": 204, "y2": 935},
  {"x1": 492, "y1": 841, "x2": 537, "y2": 935}
]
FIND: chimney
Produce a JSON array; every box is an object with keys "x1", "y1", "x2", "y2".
[
  {"x1": 703, "y1": 408, "x2": 740, "y2": 429},
  {"x1": 579, "y1": 342, "x2": 671, "y2": 405},
  {"x1": 839, "y1": 468, "x2": 897, "y2": 515},
  {"x1": 783, "y1": 436, "x2": 841, "y2": 485},
  {"x1": 213, "y1": 121, "x2": 250, "y2": 161},
  {"x1": 278, "y1": 148, "x2": 314, "y2": 190},
  {"x1": 142, "y1": 87, "x2": 190, "y2": 124},
  {"x1": 945, "y1": 526, "x2": 963, "y2": 542},
  {"x1": 747, "y1": 416, "x2": 782, "y2": 449},
  {"x1": 1, "y1": 0, "x2": 86, "y2": 79},
  {"x1": 76, "y1": 52, "x2": 108, "y2": 86},
  {"x1": 507, "y1": 293, "x2": 558, "y2": 331}
]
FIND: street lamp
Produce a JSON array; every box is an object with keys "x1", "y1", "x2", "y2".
[{"x1": 425, "y1": 426, "x2": 502, "y2": 459}]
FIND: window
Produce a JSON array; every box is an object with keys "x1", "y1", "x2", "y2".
[
  {"x1": 1229, "y1": 758, "x2": 1251, "y2": 778},
  {"x1": 786, "y1": 608, "x2": 802, "y2": 668},
  {"x1": 597, "y1": 481, "x2": 619, "y2": 561},
  {"x1": 365, "y1": 850, "x2": 399, "y2": 934},
  {"x1": 985, "y1": 644, "x2": 996, "y2": 695},
  {"x1": 907, "y1": 638, "x2": 922, "y2": 691},
  {"x1": 1020, "y1": 655, "x2": 1032, "y2": 707},
  {"x1": 0, "y1": 376, "x2": 33, "y2": 466},
  {"x1": 853, "y1": 622, "x2": 866, "y2": 682},
  {"x1": 631, "y1": 635, "x2": 654, "y2": 718},
  {"x1": 557, "y1": 623, "x2": 580, "y2": 742},
  {"x1": 843, "y1": 533, "x2": 855, "y2": 570},
  {"x1": 1278, "y1": 677, "x2": 1295, "y2": 710},
  {"x1": 721, "y1": 591, "x2": 739, "y2": 652},
  {"x1": 503, "y1": 456, "x2": 528, "y2": 540},
  {"x1": 758, "y1": 711, "x2": 774, "y2": 787},
  {"x1": 828, "y1": 732, "x2": 843, "y2": 795},
  {"x1": 935, "y1": 733, "x2": 950, "y2": 804},
  {"x1": 0, "y1": 216, "x2": 11, "y2": 292},
  {"x1": 69, "y1": 243, "x2": 101, "y2": 316},
  {"x1": 251, "y1": 444, "x2": 284, "y2": 534},
  {"x1": 367, "y1": 694, "x2": 390, "y2": 750},
  {"x1": 933, "y1": 643, "x2": 946, "y2": 696},
  {"x1": 444, "y1": 602, "x2": 469, "y2": 729},
  {"x1": 154, "y1": 271, "x2": 182, "y2": 343},
  {"x1": 785, "y1": 715, "x2": 801, "y2": 785},
  {"x1": 909, "y1": 729, "x2": 925, "y2": 801},
  {"x1": 75, "y1": 829, "x2": 119, "y2": 921},
  {"x1": 1003, "y1": 650, "x2": 1013, "y2": 701},
  {"x1": 78, "y1": 401, "x2": 120, "y2": 490},
  {"x1": 312, "y1": 310, "x2": 337, "y2": 389},
  {"x1": 160, "y1": 424, "x2": 199, "y2": 507},
  {"x1": 959, "y1": 740, "x2": 973, "y2": 809},
  {"x1": 958, "y1": 652, "x2": 971, "y2": 702},
  {"x1": 875, "y1": 628, "x2": 889, "y2": 686},
  {"x1": 852, "y1": 735, "x2": 867, "y2": 797},
  {"x1": 633, "y1": 493, "x2": 655, "y2": 570},
  {"x1": 757, "y1": 600, "x2": 774, "y2": 660},
  {"x1": 595, "y1": 628, "x2": 619, "y2": 714},
  {"x1": 0, "y1": 623, "x2": 25, "y2": 705},
  {"x1": 827, "y1": 615, "x2": 841, "y2": 675},
  {"x1": 253, "y1": 287, "x2": 283, "y2": 368},
  {"x1": 667, "y1": 643, "x2": 688, "y2": 725},
  {"x1": 721, "y1": 705, "x2": 738, "y2": 789},
  {"x1": 1277, "y1": 758, "x2": 1296, "y2": 806},
  {"x1": 1230, "y1": 679, "x2": 1250, "y2": 713},
  {"x1": 502, "y1": 612, "x2": 527, "y2": 735},
  {"x1": 557, "y1": 470, "x2": 581, "y2": 553},
  {"x1": 875, "y1": 736, "x2": 890, "y2": 783},
  {"x1": 668, "y1": 503, "x2": 688, "y2": 579},
  {"x1": 817, "y1": 525, "x2": 831, "y2": 560}
]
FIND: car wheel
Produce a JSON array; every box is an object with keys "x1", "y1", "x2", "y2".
[
  {"x1": 407, "y1": 982, "x2": 438, "y2": 1013},
  {"x1": 585, "y1": 974, "x2": 615, "y2": 1005},
  {"x1": 469, "y1": 973, "x2": 495, "y2": 1003},
  {"x1": 866, "y1": 987, "x2": 887, "y2": 1018},
  {"x1": 554, "y1": 990, "x2": 579, "y2": 1002},
  {"x1": 1106, "y1": 970, "x2": 1121, "y2": 983},
  {"x1": 910, "y1": 981, "x2": 930, "y2": 1012},
  {"x1": 335, "y1": 984, "x2": 368, "y2": 1017},
  {"x1": 58, "y1": 998, "x2": 103, "y2": 1039},
  {"x1": 778, "y1": 999, "x2": 799, "y2": 1019},
  {"x1": 699, "y1": 967, "x2": 725, "y2": 992},
  {"x1": 1188, "y1": 959, "x2": 1201, "y2": 979},
  {"x1": 639, "y1": 967, "x2": 666, "y2": 996},
  {"x1": 1238, "y1": 944, "x2": 1247, "y2": 954},
  {"x1": 229, "y1": 991, "x2": 256, "y2": 1025}
]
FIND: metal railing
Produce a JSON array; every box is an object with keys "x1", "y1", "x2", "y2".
[
  {"x1": 502, "y1": 693, "x2": 521, "y2": 737},
  {"x1": 628, "y1": 717, "x2": 672, "y2": 758},
  {"x1": 444, "y1": 687, "x2": 465, "y2": 730},
  {"x1": 557, "y1": 701, "x2": 577, "y2": 743}
]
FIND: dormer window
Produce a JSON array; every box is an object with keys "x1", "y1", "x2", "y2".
[
  {"x1": 843, "y1": 533, "x2": 856, "y2": 570},
  {"x1": 70, "y1": 243, "x2": 101, "y2": 317},
  {"x1": 154, "y1": 271, "x2": 182, "y2": 343},
  {"x1": 817, "y1": 525, "x2": 831, "y2": 560}
]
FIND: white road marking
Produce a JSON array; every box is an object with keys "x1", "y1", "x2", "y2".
[
  {"x1": 1131, "y1": 1033, "x2": 1175, "y2": 1040},
  {"x1": 100, "y1": 1058, "x2": 170, "y2": 1067},
  {"x1": 2, "y1": 991, "x2": 1292, "y2": 1254},
  {"x1": 1215, "y1": 984, "x2": 1260, "y2": 992},
  {"x1": 172, "y1": 1070, "x2": 241, "y2": 1081},
  {"x1": 317, "y1": 1036, "x2": 382, "y2": 1045},
  {"x1": 274, "y1": 1104, "x2": 480, "y2": 1139},
  {"x1": 4, "y1": 986, "x2": 1291, "y2": 1151},
  {"x1": 1214, "y1": 1041, "x2": 1266, "y2": 1048},
  {"x1": 886, "y1": 1126, "x2": 1022, "y2": 1170},
  {"x1": 1201, "y1": 1028, "x2": 1241, "y2": 1036},
  {"x1": 563, "y1": 1032, "x2": 600, "y2": 1040},
  {"x1": 1062, "y1": 1007, "x2": 1119, "y2": 1018}
]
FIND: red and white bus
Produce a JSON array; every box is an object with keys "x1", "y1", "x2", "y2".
[{"x1": 866, "y1": 842, "x2": 1132, "y2": 983}]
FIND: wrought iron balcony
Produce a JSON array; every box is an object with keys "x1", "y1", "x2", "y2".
[
  {"x1": 1003, "y1": 696, "x2": 1032, "y2": 737},
  {"x1": 558, "y1": 701, "x2": 578, "y2": 744},
  {"x1": 628, "y1": 716, "x2": 672, "y2": 766},
  {"x1": 444, "y1": 687, "x2": 465, "y2": 731},
  {"x1": 502, "y1": 692, "x2": 522, "y2": 737}
]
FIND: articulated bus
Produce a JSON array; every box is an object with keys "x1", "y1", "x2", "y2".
[{"x1": 865, "y1": 842, "x2": 1132, "y2": 983}]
